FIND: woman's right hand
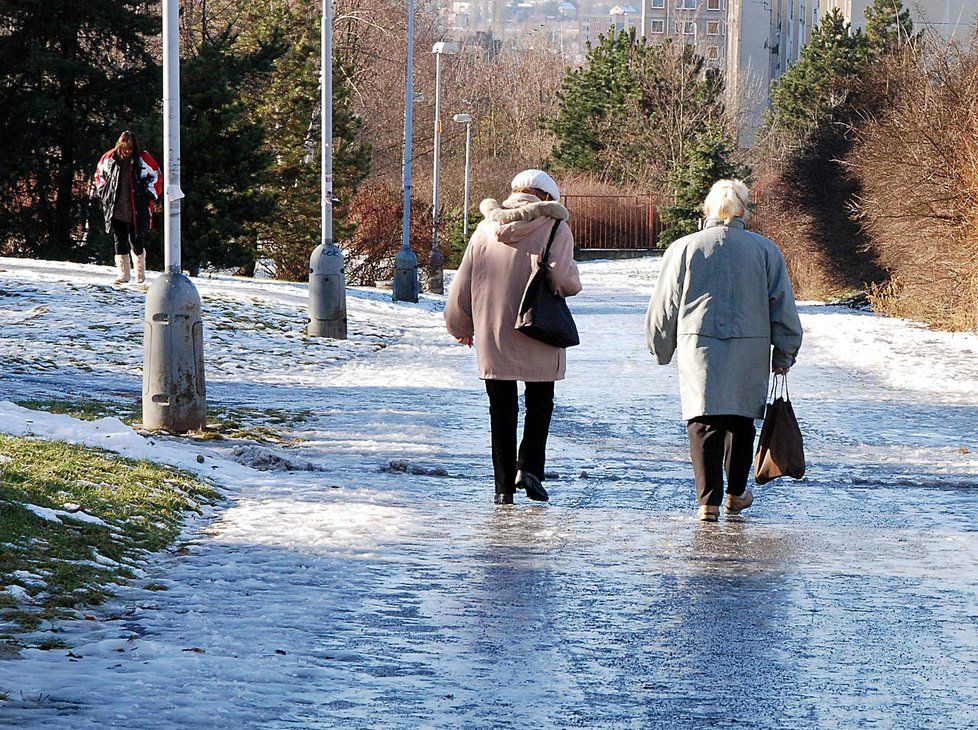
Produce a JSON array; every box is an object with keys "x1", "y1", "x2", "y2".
[
  {"x1": 773, "y1": 366, "x2": 790, "y2": 376},
  {"x1": 457, "y1": 336, "x2": 473, "y2": 347}
]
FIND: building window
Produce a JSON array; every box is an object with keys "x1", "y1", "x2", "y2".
[
  {"x1": 678, "y1": 20, "x2": 695, "y2": 33},
  {"x1": 651, "y1": 19, "x2": 665, "y2": 33},
  {"x1": 652, "y1": 0, "x2": 665, "y2": 7},
  {"x1": 707, "y1": 0, "x2": 721, "y2": 9},
  {"x1": 707, "y1": 45, "x2": 720, "y2": 60},
  {"x1": 676, "y1": 0, "x2": 696, "y2": 9},
  {"x1": 707, "y1": 20, "x2": 721, "y2": 34}
]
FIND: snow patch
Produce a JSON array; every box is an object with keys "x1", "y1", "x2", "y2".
[
  {"x1": 4, "y1": 584, "x2": 31, "y2": 603},
  {"x1": 229, "y1": 445, "x2": 319, "y2": 472}
]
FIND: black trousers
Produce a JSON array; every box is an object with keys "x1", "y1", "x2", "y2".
[
  {"x1": 687, "y1": 415, "x2": 756, "y2": 506},
  {"x1": 485, "y1": 380, "x2": 555, "y2": 495},
  {"x1": 111, "y1": 218, "x2": 144, "y2": 256}
]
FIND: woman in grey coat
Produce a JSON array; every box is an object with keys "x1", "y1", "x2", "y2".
[{"x1": 646, "y1": 180, "x2": 803, "y2": 522}]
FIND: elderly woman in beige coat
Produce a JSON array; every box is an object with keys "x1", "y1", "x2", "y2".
[
  {"x1": 445, "y1": 169, "x2": 582, "y2": 505},
  {"x1": 646, "y1": 179, "x2": 803, "y2": 522}
]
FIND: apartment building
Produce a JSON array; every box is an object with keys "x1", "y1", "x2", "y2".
[
  {"x1": 580, "y1": 0, "x2": 728, "y2": 66},
  {"x1": 825, "y1": 0, "x2": 978, "y2": 38}
]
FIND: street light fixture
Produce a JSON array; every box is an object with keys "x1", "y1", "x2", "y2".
[
  {"x1": 427, "y1": 41, "x2": 459, "y2": 295},
  {"x1": 143, "y1": 0, "x2": 206, "y2": 433},
  {"x1": 393, "y1": 0, "x2": 419, "y2": 303},
  {"x1": 308, "y1": 0, "x2": 348, "y2": 339},
  {"x1": 451, "y1": 113, "x2": 473, "y2": 244}
]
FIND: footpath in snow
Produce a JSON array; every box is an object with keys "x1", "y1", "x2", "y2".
[{"x1": 0, "y1": 256, "x2": 977, "y2": 728}]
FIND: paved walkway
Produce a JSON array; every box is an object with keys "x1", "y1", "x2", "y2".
[{"x1": 1, "y1": 258, "x2": 977, "y2": 728}]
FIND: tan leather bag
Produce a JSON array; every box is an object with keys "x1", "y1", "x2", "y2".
[{"x1": 754, "y1": 375, "x2": 806, "y2": 485}]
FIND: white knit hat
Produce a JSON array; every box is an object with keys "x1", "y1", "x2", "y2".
[{"x1": 510, "y1": 169, "x2": 560, "y2": 202}]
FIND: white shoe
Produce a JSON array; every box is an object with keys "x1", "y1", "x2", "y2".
[
  {"x1": 726, "y1": 488, "x2": 754, "y2": 514},
  {"x1": 113, "y1": 254, "x2": 131, "y2": 284},
  {"x1": 697, "y1": 505, "x2": 720, "y2": 522}
]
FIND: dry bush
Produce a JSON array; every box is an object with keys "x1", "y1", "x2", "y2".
[
  {"x1": 750, "y1": 172, "x2": 845, "y2": 300},
  {"x1": 849, "y1": 38, "x2": 978, "y2": 330},
  {"x1": 342, "y1": 184, "x2": 435, "y2": 287}
]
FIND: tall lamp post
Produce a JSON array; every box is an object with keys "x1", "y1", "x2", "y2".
[
  {"x1": 143, "y1": 0, "x2": 206, "y2": 433},
  {"x1": 427, "y1": 41, "x2": 458, "y2": 295},
  {"x1": 308, "y1": 0, "x2": 348, "y2": 339},
  {"x1": 451, "y1": 113, "x2": 473, "y2": 243},
  {"x1": 393, "y1": 0, "x2": 419, "y2": 303}
]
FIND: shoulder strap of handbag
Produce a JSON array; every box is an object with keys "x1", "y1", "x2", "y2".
[{"x1": 541, "y1": 219, "x2": 561, "y2": 265}]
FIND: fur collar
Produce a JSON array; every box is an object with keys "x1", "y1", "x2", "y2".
[{"x1": 480, "y1": 197, "x2": 570, "y2": 224}]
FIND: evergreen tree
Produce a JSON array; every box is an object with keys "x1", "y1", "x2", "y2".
[
  {"x1": 864, "y1": 0, "x2": 914, "y2": 55},
  {"x1": 248, "y1": 3, "x2": 371, "y2": 280},
  {"x1": 769, "y1": 9, "x2": 868, "y2": 143},
  {"x1": 0, "y1": 0, "x2": 159, "y2": 260},
  {"x1": 142, "y1": 28, "x2": 282, "y2": 274},
  {"x1": 659, "y1": 125, "x2": 749, "y2": 245},
  {"x1": 548, "y1": 30, "x2": 646, "y2": 175}
]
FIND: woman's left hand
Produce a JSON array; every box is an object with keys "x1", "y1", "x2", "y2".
[{"x1": 456, "y1": 336, "x2": 473, "y2": 347}]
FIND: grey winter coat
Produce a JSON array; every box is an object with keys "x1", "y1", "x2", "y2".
[{"x1": 645, "y1": 218, "x2": 803, "y2": 420}]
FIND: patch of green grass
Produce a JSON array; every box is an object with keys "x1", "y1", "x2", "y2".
[
  {"x1": 16, "y1": 397, "x2": 312, "y2": 444},
  {"x1": 0, "y1": 434, "x2": 219, "y2": 648},
  {"x1": 15, "y1": 398, "x2": 139, "y2": 425},
  {"x1": 184, "y1": 405, "x2": 312, "y2": 445}
]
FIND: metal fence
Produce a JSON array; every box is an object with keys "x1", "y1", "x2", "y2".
[{"x1": 561, "y1": 193, "x2": 661, "y2": 250}]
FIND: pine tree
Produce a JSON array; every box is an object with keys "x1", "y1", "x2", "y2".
[
  {"x1": 248, "y1": 3, "x2": 371, "y2": 280},
  {"x1": 659, "y1": 125, "x2": 749, "y2": 245},
  {"x1": 864, "y1": 0, "x2": 914, "y2": 55},
  {"x1": 0, "y1": 0, "x2": 159, "y2": 260},
  {"x1": 548, "y1": 29, "x2": 646, "y2": 174},
  {"x1": 769, "y1": 9, "x2": 868, "y2": 142},
  {"x1": 171, "y1": 29, "x2": 282, "y2": 274}
]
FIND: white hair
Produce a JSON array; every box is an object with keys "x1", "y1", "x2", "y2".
[{"x1": 702, "y1": 179, "x2": 750, "y2": 222}]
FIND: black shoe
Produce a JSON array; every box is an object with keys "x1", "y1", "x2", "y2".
[
  {"x1": 494, "y1": 492, "x2": 514, "y2": 505},
  {"x1": 515, "y1": 470, "x2": 549, "y2": 502}
]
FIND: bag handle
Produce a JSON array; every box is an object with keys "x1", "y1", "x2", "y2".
[
  {"x1": 770, "y1": 373, "x2": 790, "y2": 402},
  {"x1": 539, "y1": 219, "x2": 561, "y2": 266}
]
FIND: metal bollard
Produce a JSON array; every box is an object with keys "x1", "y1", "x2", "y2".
[
  {"x1": 142, "y1": 272, "x2": 206, "y2": 432},
  {"x1": 393, "y1": 246, "x2": 419, "y2": 303},
  {"x1": 308, "y1": 241, "x2": 348, "y2": 338}
]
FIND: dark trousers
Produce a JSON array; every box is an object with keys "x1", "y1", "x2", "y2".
[
  {"x1": 687, "y1": 415, "x2": 756, "y2": 506},
  {"x1": 111, "y1": 218, "x2": 144, "y2": 256},
  {"x1": 485, "y1": 380, "x2": 555, "y2": 495}
]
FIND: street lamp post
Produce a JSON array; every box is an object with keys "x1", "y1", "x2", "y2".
[
  {"x1": 308, "y1": 0, "x2": 348, "y2": 339},
  {"x1": 142, "y1": 0, "x2": 206, "y2": 433},
  {"x1": 451, "y1": 113, "x2": 473, "y2": 242},
  {"x1": 428, "y1": 41, "x2": 458, "y2": 295},
  {"x1": 393, "y1": 0, "x2": 419, "y2": 303}
]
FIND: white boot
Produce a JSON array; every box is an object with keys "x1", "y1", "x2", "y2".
[
  {"x1": 113, "y1": 255, "x2": 131, "y2": 284},
  {"x1": 134, "y1": 251, "x2": 146, "y2": 284}
]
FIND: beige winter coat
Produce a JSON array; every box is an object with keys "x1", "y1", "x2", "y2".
[{"x1": 445, "y1": 193, "x2": 583, "y2": 381}]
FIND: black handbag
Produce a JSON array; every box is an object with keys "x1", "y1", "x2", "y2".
[
  {"x1": 515, "y1": 220, "x2": 580, "y2": 348},
  {"x1": 754, "y1": 375, "x2": 806, "y2": 485}
]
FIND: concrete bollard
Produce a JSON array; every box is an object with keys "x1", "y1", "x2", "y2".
[
  {"x1": 393, "y1": 247, "x2": 419, "y2": 303},
  {"x1": 142, "y1": 272, "x2": 206, "y2": 432},
  {"x1": 427, "y1": 248, "x2": 445, "y2": 295},
  {"x1": 308, "y1": 241, "x2": 348, "y2": 339}
]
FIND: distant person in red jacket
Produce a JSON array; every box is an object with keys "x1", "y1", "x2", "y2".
[{"x1": 94, "y1": 131, "x2": 162, "y2": 284}]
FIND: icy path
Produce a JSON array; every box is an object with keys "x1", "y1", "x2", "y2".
[{"x1": 1, "y1": 257, "x2": 978, "y2": 728}]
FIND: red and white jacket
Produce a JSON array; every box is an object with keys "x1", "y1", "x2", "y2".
[{"x1": 94, "y1": 149, "x2": 163, "y2": 228}]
